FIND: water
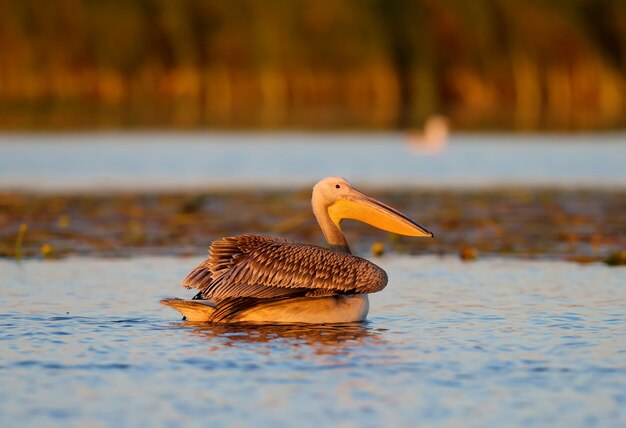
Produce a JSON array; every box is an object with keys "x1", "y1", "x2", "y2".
[
  {"x1": 1, "y1": 132, "x2": 625, "y2": 190},
  {"x1": 1, "y1": 256, "x2": 625, "y2": 427},
  {"x1": 1, "y1": 131, "x2": 625, "y2": 426}
]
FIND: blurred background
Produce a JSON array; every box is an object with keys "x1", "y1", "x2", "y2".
[
  {"x1": 0, "y1": 0, "x2": 625, "y2": 262},
  {"x1": 1, "y1": 0, "x2": 625, "y2": 131}
]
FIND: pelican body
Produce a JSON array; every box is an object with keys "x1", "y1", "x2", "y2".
[{"x1": 161, "y1": 177, "x2": 432, "y2": 324}]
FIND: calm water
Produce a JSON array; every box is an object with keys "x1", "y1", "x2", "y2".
[
  {"x1": 1, "y1": 256, "x2": 625, "y2": 427},
  {"x1": 1, "y1": 132, "x2": 625, "y2": 190}
]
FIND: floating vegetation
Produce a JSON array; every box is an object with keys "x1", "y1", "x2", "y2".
[
  {"x1": 180, "y1": 195, "x2": 207, "y2": 214},
  {"x1": 604, "y1": 250, "x2": 626, "y2": 267},
  {"x1": 371, "y1": 242, "x2": 385, "y2": 257},
  {"x1": 459, "y1": 247, "x2": 479, "y2": 262},
  {"x1": 41, "y1": 243, "x2": 54, "y2": 258},
  {"x1": 57, "y1": 215, "x2": 71, "y2": 229},
  {"x1": 0, "y1": 189, "x2": 624, "y2": 262}
]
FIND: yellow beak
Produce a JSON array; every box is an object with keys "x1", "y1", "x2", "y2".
[{"x1": 327, "y1": 189, "x2": 434, "y2": 238}]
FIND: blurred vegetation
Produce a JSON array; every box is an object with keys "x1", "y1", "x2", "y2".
[
  {"x1": 1, "y1": 188, "x2": 624, "y2": 261},
  {"x1": 0, "y1": 0, "x2": 625, "y2": 130}
]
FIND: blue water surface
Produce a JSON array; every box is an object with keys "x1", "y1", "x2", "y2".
[
  {"x1": 0, "y1": 132, "x2": 625, "y2": 190},
  {"x1": 1, "y1": 256, "x2": 624, "y2": 427}
]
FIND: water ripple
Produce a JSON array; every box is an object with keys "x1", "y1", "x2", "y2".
[{"x1": 0, "y1": 256, "x2": 625, "y2": 427}]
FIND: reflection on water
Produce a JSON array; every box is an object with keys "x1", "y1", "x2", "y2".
[
  {"x1": 1, "y1": 256, "x2": 625, "y2": 427},
  {"x1": 182, "y1": 322, "x2": 385, "y2": 357}
]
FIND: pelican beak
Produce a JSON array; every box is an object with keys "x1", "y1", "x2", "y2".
[{"x1": 328, "y1": 189, "x2": 434, "y2": 238}]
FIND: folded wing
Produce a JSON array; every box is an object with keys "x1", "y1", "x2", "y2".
[{"x1": 182, "y1": 234, "x2": 388, "y2": 302}]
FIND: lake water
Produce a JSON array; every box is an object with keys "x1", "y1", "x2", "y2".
[
  {"x1": 1, "y1": 132, "x2": 625, "y2": 190},
  {"x1": 1, "y1": 132, "x2": 625, "y2": 426},
  {"x1": 1, "y1": 256, "x2": 625, "y2": 427}
]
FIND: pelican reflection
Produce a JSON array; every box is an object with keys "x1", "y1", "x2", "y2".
[{"x1": 177, "y1": 322, "x2": 386, "y2": 356}]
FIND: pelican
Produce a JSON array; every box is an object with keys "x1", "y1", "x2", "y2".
[
  {"x1": 406, "y1": 114, "x2": 451, "y2": 155},
  {"x1": 161, "y1": 177, "x2": 433, "y2": 323}
]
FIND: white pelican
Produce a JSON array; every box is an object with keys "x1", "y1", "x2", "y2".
[
  {"x1": 161, "y1": 176, "x2": 433, "y2": 323},
  {"x1": 406, "y1": 114, "x2": 451, "y2": 155}
]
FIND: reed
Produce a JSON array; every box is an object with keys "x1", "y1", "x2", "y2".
[
  {"x1": 14, "y1": 223, "x2": 27, "y2": 262},
  {"x1": 0, "y1": 0, "x2": 624, "y2": 130}
]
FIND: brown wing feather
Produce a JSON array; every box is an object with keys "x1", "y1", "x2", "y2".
[{"x1": 182, "y1": 234, "x2": 387, "y2": 301}]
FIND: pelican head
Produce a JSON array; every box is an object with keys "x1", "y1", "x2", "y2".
[{"x1": 312, "y1": 176, "x2": 433, "y2": 252}]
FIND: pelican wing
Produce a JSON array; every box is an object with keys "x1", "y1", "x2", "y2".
[{"x1": 182, "y1": 234, "x2": 387, "y2": 301}]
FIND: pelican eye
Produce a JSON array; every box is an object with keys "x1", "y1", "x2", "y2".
[{"x1": 335, "y1": 184, "x2": 341, "y2": 189}]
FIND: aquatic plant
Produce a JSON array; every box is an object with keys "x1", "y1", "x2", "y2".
[
  {"x1": 14, "y1": 223, "x2": 27, "y2": 262},
  {"x1": 0, "y1": 189, "x2": 623, "y2": 261},
  {"x1": 41, "y1": 243, "x2": 54, "y2": 258},
  {"x1": 604, "y1": 250, "x2": 626, "y2": 266}
]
